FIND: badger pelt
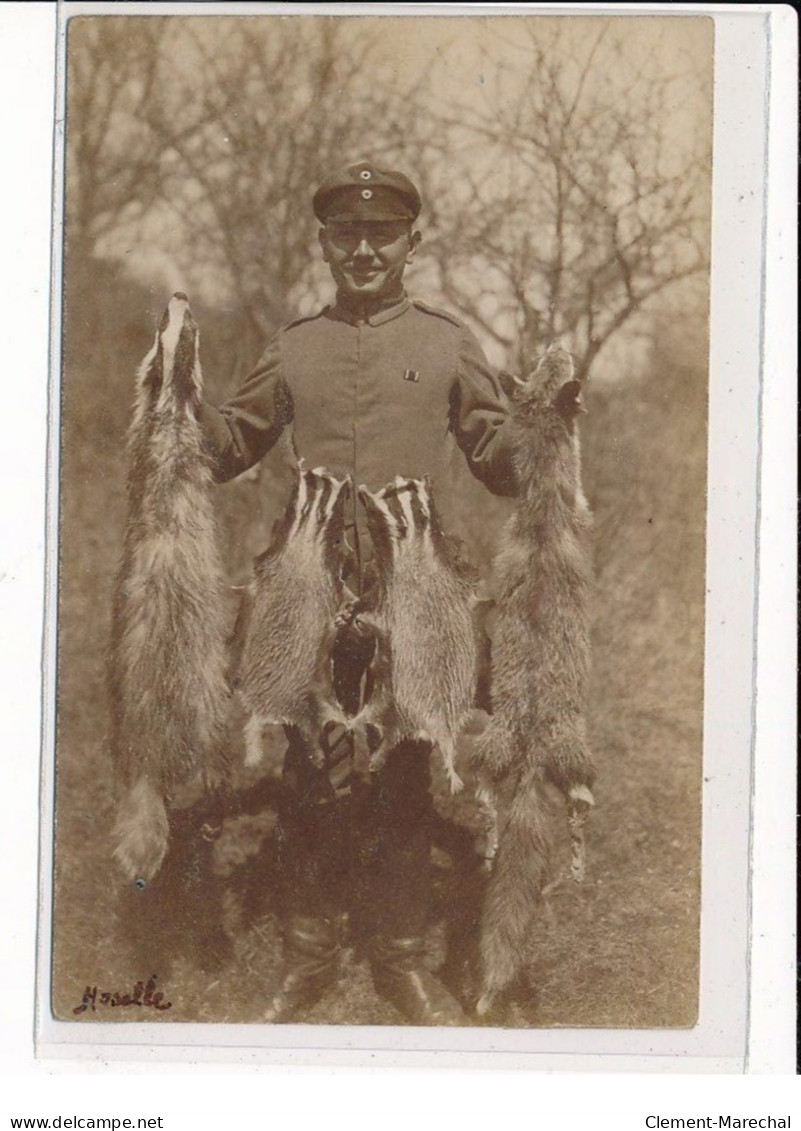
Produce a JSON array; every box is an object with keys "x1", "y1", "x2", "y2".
[
  {"x1": 109, "y1": 293, "x2": 231, "y2": 886},
  {"x1": 354, "y1": 475, "x2": 481, "y2": 793},
  {"x1": 472, "y1": 344, "x2": 596, "y2": 1016},
  {"x1": 237, "y1": 463, "x2": 352, "y2": 768}
]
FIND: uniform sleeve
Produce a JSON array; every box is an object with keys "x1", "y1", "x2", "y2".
[
  {"x1": 197, "y1": 332, "x2": 295, "y2": 483},
  {"x1": 449, "y1": 325, "x2": 518, "y2": 498}
]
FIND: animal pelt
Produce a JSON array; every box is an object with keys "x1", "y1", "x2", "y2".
[
  {"x1": 236, "y1": 463, "x2": 351, "y2": 768},
  {"x1": 109, "y1": 293, "x2": 231, "y2": 885},
  {"x1": 472, "y1": 344, "x2": 596, "y2": 1015},
  {"x1": 354, "y1": 476, "x2": 481, "y2": 792}
]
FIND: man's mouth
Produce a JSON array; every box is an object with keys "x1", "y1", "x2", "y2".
[{"x1": 348, "y1": 264, "x2": 380, "y2": 278}]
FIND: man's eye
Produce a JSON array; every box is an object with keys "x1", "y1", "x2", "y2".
[{"x1": 329, "y1": 228, "x2": 359, "y2": 245}]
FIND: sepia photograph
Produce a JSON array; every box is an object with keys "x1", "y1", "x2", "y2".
[{"x1": 47, "y1": 9, "x2": 715, "y2": 1036}]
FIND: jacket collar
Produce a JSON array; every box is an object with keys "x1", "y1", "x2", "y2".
[{"x1": 326, "y1": 287, "x2": 410, "y2": 327}]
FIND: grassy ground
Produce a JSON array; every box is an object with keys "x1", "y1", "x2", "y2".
[{"x1": 50, "y1": 258, "x2": 705, "y2": 1028}]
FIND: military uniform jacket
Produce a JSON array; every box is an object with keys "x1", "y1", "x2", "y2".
[{"x1": 198, "y1": 290, "x2": 517, "y2": 581}]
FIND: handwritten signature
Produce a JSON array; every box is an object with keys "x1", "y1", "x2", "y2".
[{"x1": 73, "y1": 974, "x2": 172, "y2": 1015}]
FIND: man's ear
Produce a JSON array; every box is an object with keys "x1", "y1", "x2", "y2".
[
  {"x1": 406, "y1": 229, "x2": 422, "y2": 265},
  {"x1": 318, "y1": 227, "x2": 330, "y2": 263}
]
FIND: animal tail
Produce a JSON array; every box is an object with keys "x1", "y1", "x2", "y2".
[
  {"x1": 476, "y1": 769, "x2": 551, "y2": 1016},
  {"x1": 112, "y1": 776, "x2": 170, "y2": 885}
]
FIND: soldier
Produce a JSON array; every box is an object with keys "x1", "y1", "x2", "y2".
[{"x1": 198, "y1": 161, "x2": 518, "y2": 1025}]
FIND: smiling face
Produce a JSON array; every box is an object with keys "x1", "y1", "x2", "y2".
[{"x1": 319, "y1": 220, "x2": 421, "y2": 302}]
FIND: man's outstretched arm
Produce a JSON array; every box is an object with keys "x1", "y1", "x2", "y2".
[
  {"x1": 450, "y1": 325, "x2": 519, "y2": 498},
  {"x1": 198, "y1": 333, "x2": 294, "y2": 483}
]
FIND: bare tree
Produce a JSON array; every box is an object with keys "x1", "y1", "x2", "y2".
[
  {"x1": 65, "y1": 17, "x2": 440, "y2": 355},
  {"x1": 140, "y1": 21, "x2": 373, "y2": 336},
  {"x1": 65, "y1": 15, "x2": 711, "y2": 379},
  {"x1": 65, "y1": 17, "x2": 171, "y2": 259},
  {"x1": 416, "y1": 19, "x2": 712, "y2": 376}
]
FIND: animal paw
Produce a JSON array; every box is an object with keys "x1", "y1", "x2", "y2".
[
  {"x1": 568, "y1": 784, "x2": 595, "y2": 811},
  {"x1": 334, "y1": 595, "x2": 361, "y2": 628},
  {"x1": 243, "y1": 714, "x2": 266, "y2": 768},
  {"x1": 352, "y1": 611, "x2": 381, "y2": 638},
  {"x1": 475, "y1": 991, "x2": 495, "y2": 1018},
  {"x1": 447, "y1": 767, "x2": 464, "y2": 794},
  {"x1": 368, "y1": 751, "x2": 389, "y2": 776},
  {"x1": 567, "y1": 785, "x2": 594, "y2": 883}
]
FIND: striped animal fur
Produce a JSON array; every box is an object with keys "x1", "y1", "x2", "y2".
[
  {"x1": 355, "y1": 476, "x2": 480, "y2": 792},
  {"x1": 109, "y1": 293, "x2": 230, "y2": 884},
  {"x1": 472, "y1": 344, "x2": 596, "y2": 1014},
  {"x1": 237, "y1": 463, "x2": 351, "y2": 767}
]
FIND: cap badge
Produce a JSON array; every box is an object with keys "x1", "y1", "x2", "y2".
[{"x1": 403, "y1": 369, "x2": 420, "y2": 383}]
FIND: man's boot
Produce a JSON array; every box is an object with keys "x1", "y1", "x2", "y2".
[
  {"x1": 370, "y1": 934, "x2": 469, "y2": 1026},
  {"x1": 262, "y1": 913, "x2": 346, "y2": 1023}
]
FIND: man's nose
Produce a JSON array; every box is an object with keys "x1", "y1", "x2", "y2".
[{"x1": 354, "y1": 237, "x2": 375, "y2": 257}]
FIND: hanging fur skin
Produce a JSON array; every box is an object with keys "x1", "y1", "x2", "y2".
[
  {"x1": 354, "y1": 476, "x2": 480, "y2": 793},
  {"x1": 237, "y1": 463, "x2": 351, "y2": 767},
  {"x1": 109, "y1": 293, "x2": 231, "y2": 885},
  {"x1": 472, "y1": 344, "x2": 597, "y2": 1016}
]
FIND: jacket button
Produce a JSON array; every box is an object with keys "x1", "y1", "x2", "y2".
[{"x1": 361, "y1": 188, "x2": 373, "y2": 200}]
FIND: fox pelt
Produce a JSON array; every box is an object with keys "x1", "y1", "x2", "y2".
[{"x1": 473, "y1": 344, "x2": 597, "y2": 1015}]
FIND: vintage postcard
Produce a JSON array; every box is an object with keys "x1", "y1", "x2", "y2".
[{"x1": 31, "y1": 2, "x2": 782, "y2": 1068}]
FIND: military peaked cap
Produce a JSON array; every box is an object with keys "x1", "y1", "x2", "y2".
[{"x1": 313, "y1": 160, "x2": 422, "y2": 223}]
